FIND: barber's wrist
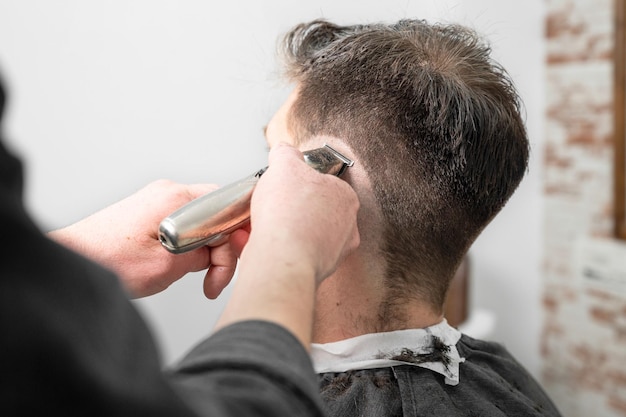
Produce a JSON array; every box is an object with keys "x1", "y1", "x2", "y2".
[
  {"x1": 48, "y1": 224, "x2": 114, "y2": 277},
  {"x1": 48, "y1": 225, "x2": 88, "y2": 255},
  {"x1": 244, "y1": 232, "x2": 319, "y2": 284}
]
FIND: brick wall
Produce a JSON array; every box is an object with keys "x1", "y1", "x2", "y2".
[{"x1": 544, "y1": 0, "x2": 626, "y2": 415}]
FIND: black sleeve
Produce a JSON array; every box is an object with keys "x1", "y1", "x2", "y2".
[
  {"x1": 0, "y1": 195, "x2": 195, "y2": 416},
  {"x1": 0, "y1": 198, "x2": 326, "y2": 417},
  {"x1": 168, "y1": 320, "x2": 327, "y2": 417},
  {"x1": 0, "y1": 200, "x2": 327, "y2": 417}
]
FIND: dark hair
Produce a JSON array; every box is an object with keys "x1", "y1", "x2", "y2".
[{"x1": 280, "y1": 19, "x2": 529, "y2": 311}]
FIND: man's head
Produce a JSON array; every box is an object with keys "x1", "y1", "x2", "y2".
[{"x1": 268, "y1": 19, "x2": 528, "y2": 313}]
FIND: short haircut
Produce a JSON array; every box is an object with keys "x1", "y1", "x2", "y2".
[{"x1": 279, "y1": 20, "x2": 529, "y2": 311}]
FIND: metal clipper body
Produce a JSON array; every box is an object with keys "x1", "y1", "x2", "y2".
[{"x1": 158, "y1": 144, "x2": 354, "y2": 254}]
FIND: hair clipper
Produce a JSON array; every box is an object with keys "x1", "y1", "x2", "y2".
[{"x1": 158, "y1": 144, "x2": 354, "y2": 254}]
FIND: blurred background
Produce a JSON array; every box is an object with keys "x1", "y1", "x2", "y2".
[{"x1": 1, "y1": 1, "x2": 624, "y2": 416}]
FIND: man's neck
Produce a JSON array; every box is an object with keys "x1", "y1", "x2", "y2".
[
  {"x1": 311, "y1": 260, "x2": 443, "y2": 344},
  {"x1": 305, "y1": 153, "x2": 443, "y2": 343}
]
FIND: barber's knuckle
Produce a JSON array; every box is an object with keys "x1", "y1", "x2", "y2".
[{"x1": 151, "y1": 178, "x2": 176, "y2": 189}]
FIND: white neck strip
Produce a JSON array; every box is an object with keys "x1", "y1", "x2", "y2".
[{"x1": 310, "y1": 319, "x2": 465, "y2": 386}]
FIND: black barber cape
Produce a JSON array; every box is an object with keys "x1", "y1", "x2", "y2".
[
  {"x1": 315, "y1": 333, "x2": 563, "y2": 417},
  {"x1": 0, "y1": 80, "x2": 325, "y2": 417}
]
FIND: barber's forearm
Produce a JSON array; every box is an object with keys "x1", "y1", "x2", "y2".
[
  {"x1": 48, "y1": 226, "x2": 94, "y2": 260},
  {"x1": 214, "y1": 237, "x2": 317, "y2": 349},
  {"x1": 47, "y1": 225, "x2": 148, "y2": 296}
]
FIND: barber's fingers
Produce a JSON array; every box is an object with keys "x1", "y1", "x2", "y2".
[
  {"x1": 267, "y1": 142, "x2": 305, "y2": 167},
  {"x1": 202, "y1": 242, "x2": 239, "y2": 299},
  {"x1": 185, "y1": 183, "x2": 220, "y2": 200}
]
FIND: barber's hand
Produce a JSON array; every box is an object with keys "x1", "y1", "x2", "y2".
[
  {"x1": 231, "y1": 142, "x2": 360, "y2": 285},
  {"x1": 215, "y1": 142, "x2": 359, "y2": 344},
  {"x1": 48, "y1": 180, "x2": 238, "y2": 299}
]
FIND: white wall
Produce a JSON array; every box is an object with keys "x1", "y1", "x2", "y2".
[{"x1": 0, "y1": 0, "x2": 545, "y2": 376}]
